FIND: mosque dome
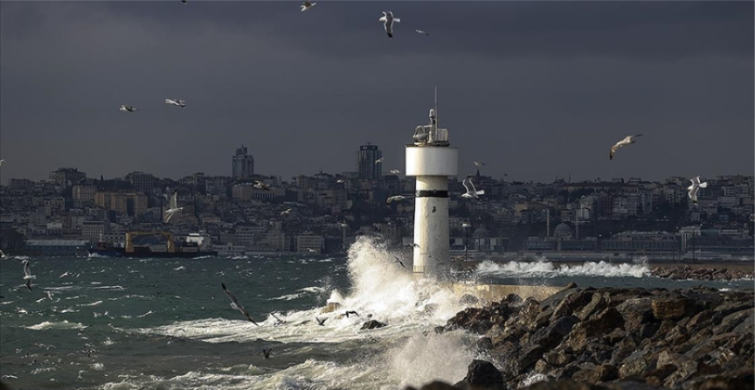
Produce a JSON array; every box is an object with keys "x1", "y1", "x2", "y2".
[
  {"x1": 472, "y1": 227, "x2": 489, "y2": 238},
  {"x1": 554, "y1": 223, "x2": 572, "y2": 238}
]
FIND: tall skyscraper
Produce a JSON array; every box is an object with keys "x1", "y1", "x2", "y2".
[
  {"x1": 357, "y1": 143, "x2": 382, "y2": 180},
  {"x1": 232, "y1": 145, "x2": 255, "y2": 178}
]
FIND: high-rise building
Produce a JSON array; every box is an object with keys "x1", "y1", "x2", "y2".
[
  {"x1": 232, "y1": 145, "x2": 255, "y2": 178},
  {"x1": 357, "y1": 144, "x2": 382, "y2": 180}
]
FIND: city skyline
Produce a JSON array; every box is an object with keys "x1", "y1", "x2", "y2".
[{"x1": 0, "y1": 1, "x2": 752, "y2": 183}]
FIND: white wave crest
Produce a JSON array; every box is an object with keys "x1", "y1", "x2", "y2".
[
  {"x1": 476, "y1": 260, "x2": 650, "y2": 278},
  {"x1": 25, "y1": 320, "x2": 88, "y2": 331}
]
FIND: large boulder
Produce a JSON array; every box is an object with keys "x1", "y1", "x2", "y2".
[
  {"x1": 361, "y1": 320, "x2": 386, "y2": 330},
  {"x1": 455, "y1": 360, "x2": 507, "y2": 390}
]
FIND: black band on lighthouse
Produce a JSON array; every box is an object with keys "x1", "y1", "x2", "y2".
[{"x1": 416, "y1": 190, "x2": 449, "y2": 198}]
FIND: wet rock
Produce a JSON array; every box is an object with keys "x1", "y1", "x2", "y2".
[
  {"x1": 360, "y1": 320, "x2": 386, "y2": 330},
  {"x1": 652, "y1": 297, "x2": 694, "y2": 321},
  {"x1": 460, "y1": 294, "x2": 480, "y2": 305},
  {"x1": 476, "y1": 337, "x2": 494, "y2": 352},
  {"x1": 530, "y1": 315, "x2": 579, "y2": 350},
  {"x1": 404, "y1": 382, "x2": 460, "y2": 390},
  {"x1": 457, "y1": 360, "x2": 507, "y2": 390}
]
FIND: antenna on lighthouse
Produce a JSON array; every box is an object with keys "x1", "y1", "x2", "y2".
[{"x1": 434, "y1": 86, "x2": 438, "y2": 128}]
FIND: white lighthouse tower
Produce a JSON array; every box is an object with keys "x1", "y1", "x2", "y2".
[{"x1": 405, "y1": 89, "x2": 459, "y2": 277}]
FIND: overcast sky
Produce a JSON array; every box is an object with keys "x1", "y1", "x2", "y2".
[{"x1": 1, "y1": 1, "x2": 752, "y2": 184}]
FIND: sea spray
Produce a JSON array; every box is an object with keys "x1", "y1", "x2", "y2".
[{"x1": 476, "y1": 259, "x2": 650, "y2": 278}]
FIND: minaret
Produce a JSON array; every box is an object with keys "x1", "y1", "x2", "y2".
[{"x1": 405, "y1": 88, "x2": 459, "y2": 277}]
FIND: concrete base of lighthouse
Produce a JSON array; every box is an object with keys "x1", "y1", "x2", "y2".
[{"x1": 406, "y1": 145, "x2": 458, "y2": 278}]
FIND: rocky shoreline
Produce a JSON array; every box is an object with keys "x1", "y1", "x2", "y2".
[
  {"x1": 650, "y1": 266, "x2": 753, "y2": 281},
  {"x1": 412, "y1": 284, "x2": 754, "y2": 390}
]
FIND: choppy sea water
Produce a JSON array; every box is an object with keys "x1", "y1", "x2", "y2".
[{"x1": 1, "y1": 237, "x2": 752, "y2": 390}]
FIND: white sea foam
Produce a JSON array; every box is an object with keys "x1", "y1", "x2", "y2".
[
  {"x1": 25, "y1": 320, "x2": 88, "y2": 331},
  {"x1": 119, "y1": 236, "x2": 477, "y2": 389},
  {"x1": 476, "y1": 259, "x2": 650, "y2": 278}
]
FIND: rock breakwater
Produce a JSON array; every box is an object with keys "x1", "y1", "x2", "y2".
[
  {"x1": 650, "y1": 266, "x2": 753, "y2": 281},
  {"x1": 427, "y1": 285, "x2": 754, "y2": 390}
]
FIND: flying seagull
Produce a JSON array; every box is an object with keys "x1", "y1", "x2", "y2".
[
  {"x1": 300, "y1": 1, "x2": 316, "y2": 11},
  {"x1": 387, "y1": 195, "x2": 413, "y2": 204},
  {"x1": 473, "y1": 161, "x2": 486, "y2": 167},
  {"x1": 687, "y1": 176, "x2": 708, "y2": 204},
  {"x1": 22, "y1": 260, "x2": 36, "y2": 292},
  {"x1": 119, "y1": 105, "x2": 138, "y2": 113},
  {"x1": 0, "y1": 159, "x2": 5, "y2": 167},
  {"x1": 270, "y1": 312, "x2": 286, "y2": 325},
  {"x1": 375, "y1": 158, "x2": 384, "y2": 164},
  {"x1": 345, "y1": 310, "x2": 359, "y2": 318},
  {"x1": 316, "y1": 317, "x2": 327, "y2": 326},
  {"x1": 610, "y1": 134, "x2": 643, "y2": 160},
  {"x1": 221, "y1": 283, "x2": 260, "y2": 326},
  {"x1": 263, "y1": 348, "x2": 272, "y2": 359},
  {"x1": 336, "y1": 179, "x2": 348, "y2": 184},
  {"x1": 281, "y1": 208, "x2": 293, "y2": 216},
  {"x1": 390, "y1": 169, "x2": 401, "y2": 174},
  {"x1": 461, "y1": 176, "x2": 485, "y2": 199},
  {"x1": 462, "y1": 223, "x2": 471, "y2": 229},
  {"x1": 164, "y1": 191, "x2": 183, "y2": 223},
  {"x1": 392, "y1": 255, "x2": 406, "y2": 268},
  {"x1": 415, "y1": 29, "x2": 429, "y2": 36},
  {"x1": 306, "y1": 248, "x2": 318, "y2": 253},
  {"x1": 379, "y1": 11, "x2": 401, "y2": 38},
  {"x1": 254, "y1": 180, "x2": 271, "y2": 191},
  {"x1": 165, "y1": 99, "x2": 186, "y2": 107}
]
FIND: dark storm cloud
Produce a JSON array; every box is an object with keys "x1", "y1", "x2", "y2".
[{"x1": 0, "y1": 1, "x2": 752, "y2": 183}]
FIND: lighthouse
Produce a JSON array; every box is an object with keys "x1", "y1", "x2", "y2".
[{"x1": 405, "y1": 89, "x2": 458, "y2": 277}]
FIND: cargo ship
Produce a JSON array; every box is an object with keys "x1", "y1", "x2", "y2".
[{"x1": 88, "y1": 231, "x2": 217, "y2": 258}]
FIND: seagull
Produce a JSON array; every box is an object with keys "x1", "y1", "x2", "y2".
[
  {"x1": 270, "y1": 312, "x2": 286, "y2": 325},
  {"x1": 462, "y1": 223, "x2": 471, "y2": 228},
  {"x1": 306, "y1": 248, "x2": 318, "y2": 253},
  {"x1": 474, "y1": 161, "x2": 486, "y2": 167},
  {"x1": 415, "y1": 29, "x2": 429, "y2": 36},
  {"x1": 119, "y1": 105, "x2": 138, "y2": 113},
  {"x1": 392, "y1": 255, "x2": 406, "y2": 268},
  {"x1": 0, "y1": 249, "x2": 5, "y2": 258},
  {"x1": 345, "y1": 311, "x2": 359, "y2": 318},
  {"x1": 300, "y1": 1, "x2": 316, "y2": 12},
  {"x1": 390, "y1": 169, "x2": 401, "y2": 174},
  {"x1": 315, "y1": 317, "x2": 327, "y2": 326},
  {"x1": 338, "y1": 222, "x2": 349, "y2": 228},
  {"x1": 263, "y1": 348, "x2": 272, "y2": 359},
  {"x1": 254, "y1": 180, "x2": 271, "y2": 191},
  {"x1": 461, "y1": 176, "x2": 485, "y2": 199},
  {"x1": 387, "y1": 195, "x2": 413, "y2": 204},
  {"x1": 0, "y1": 159, "x2": 5, "y2": 167},
  {"x1": 164, "y1": 191, "x2": 183, "y2": 223},
  {"x1": 336, "y1": 179, "x2": 347, "y2": 184},
  {"x1": 609, "y1": 134, "x2": 643, "y2": 160},
  {"x1": 281, "y1": 208, "x2": 293, "y2": 216},
  {"x1": 221, "y1": 283, "x2": 260, "y2": 326},
  {"x1": 687, "y1": 176, "x2": 708, "y2": 204},
  {"x1": 22, "y1": 260, "x2": 35, "y2": 291},
  {"x1": 375, "y1": 158, "x2": 384, "y2": 164},
  {"x1": 165, "y1": 98, "x2": 186, "y2": 107},
  {"x1": 410, "y1": 243, "x2": 420, "y2": 248},
  {"x1": 379, "y1": 11, "x2": 401, "y2": 39}
]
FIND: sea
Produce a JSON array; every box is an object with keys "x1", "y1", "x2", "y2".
[{"x1": 1, "y1": 236, "x2": 752, "y2": 390}]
